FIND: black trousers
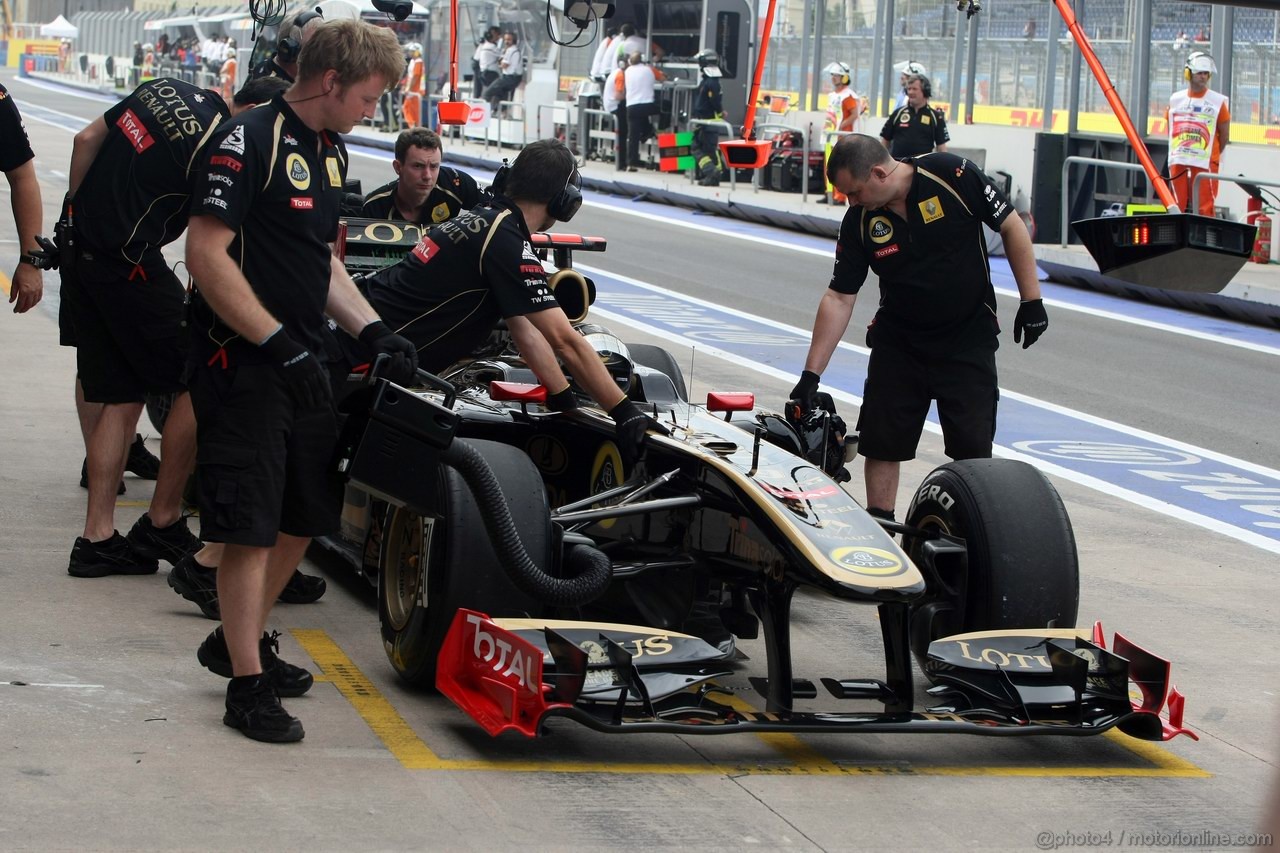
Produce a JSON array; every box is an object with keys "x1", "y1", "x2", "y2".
[
  {"x1": 612, "y1": 104, "x2": 628, "y2": 169},
  {"x1": 625, "y1": 101, "x2": 658, "y2": 169}
]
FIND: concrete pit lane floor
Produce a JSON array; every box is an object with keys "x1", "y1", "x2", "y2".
[{"x1": 2, "y1": 70, "x2": 1277, "y2": 850}]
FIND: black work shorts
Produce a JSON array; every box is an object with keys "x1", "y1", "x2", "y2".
[
  {"x1": 70, "y1": 251, "x2": 188, "y2": 403},
  {"x1": 57, "y1": 267, "x2": 80, "y2": 348},
  {"x1": 856, "y1": 340, "x2": 998, "y2": 462},
  {"x1": 189, "y1": 361, "x2": 342, "y2": 547}
]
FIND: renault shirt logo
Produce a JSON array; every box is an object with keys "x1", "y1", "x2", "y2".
[
  {"x1": 286, "y1": 153, "x2": 310, "y2": 190},
  {"x1": 431, "y1": 202, "x2": 451, "y2": 222},
  {"x1": 918, "y1": 196, "x2": 945, "y2": 223},
  {"x1": 868, "y1": 216, "x2": 894, "y2": 244},
  {"x1": 325, "y1": 157, "x2": 342, "y2": 187}
]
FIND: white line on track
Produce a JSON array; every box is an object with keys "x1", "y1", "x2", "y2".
[{"x1": 584, "y1": 263, "x2": 1280, "y2": 555}]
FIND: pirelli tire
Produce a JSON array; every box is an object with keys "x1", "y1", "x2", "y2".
[
  {"x1": 628, "y1": 343, "x2": 689, "y2": 401},
  {"x1": 904, "y1": 458, "x2": 1079, "y2": 669},
  {"x1": 378, "y1": 440, "x2": 550, "y2": 688}
]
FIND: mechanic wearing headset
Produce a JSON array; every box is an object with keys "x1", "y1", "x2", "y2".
[
  {"x1": 1165, "y1": 51, "x2": 1229, "y2": 217},
  {"x1": 344, "y1": 139, "x2": 666, "y2": 468},
  {"x1": 360, "y1": 128, "x2": 480, "y2": 225},
  {"x1": 880, "y1": 75, "x2": 948, "y2": 158},
  {"x1": 790, "y1": 135, "x2": 1046, "y2": 522},
  {"x1": 0, "y1": 82, "x2": 43, "y2": 314},
  {"x1": 185, "y1": 20, "x2": 417, "y2": 743},
  {"x1": 57, "y1": 77, "x2": 232, "y2": 583},
  {"x1": 247, "y1": 8, "x2": 324, "y2": 84}
]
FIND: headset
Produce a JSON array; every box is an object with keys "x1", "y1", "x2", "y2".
[
  {"x1": 491, "y1": 157, "x2": 583, "y2": 222},
  {"x1": 823, "y1": 61, "x2": 850, "y2": 86},
  {"x1": 1184, "y1": 51, "x2": 1217, "y2": 82},
  {"x1": 277, "y1": 9, "x2": 323, "y2": 65}
]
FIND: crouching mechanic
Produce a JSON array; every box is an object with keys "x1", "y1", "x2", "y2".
[
  {"x1": 60, "y1": 77, "x2": 230, "y2": 580},
  {"x1": 185, "y1": 19, "x2": 416, "y2": 742},
  {"x1": 790, "y1": 135, "x2": 1046, "y2": 521},
  {"x1": 359, "y1": 127, "x2": 480, "y2": 225},
  {"x1": 343, "y1": 139, "x2": 666, "y2": 468}
]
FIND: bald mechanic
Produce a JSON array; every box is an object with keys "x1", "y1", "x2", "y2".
[
  {"x1": 186, "y1": 19, "x2": 416, "y2": 742},
  {"x1": 359, "y1": 128, "x2": 480, "y2": 225},
  {"x1": 345, "y1": 139, "x2": 666, "y2": 468},
  {"x1": 791, "y1": 135, "x2": 1046, "y2": 522}
]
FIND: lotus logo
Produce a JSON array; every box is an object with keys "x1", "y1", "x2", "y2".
[{"x1": 829, "y1": 546, "x2": 905, "y2": 577}]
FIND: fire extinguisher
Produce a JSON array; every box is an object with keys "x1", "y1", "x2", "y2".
[{"x1": 1249, "y1": 204, "x2": 1272, "y2": 264}]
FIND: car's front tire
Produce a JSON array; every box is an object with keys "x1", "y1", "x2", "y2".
[{"x1": 904, "y1": 458, "x2": 1079, "y2": 669}]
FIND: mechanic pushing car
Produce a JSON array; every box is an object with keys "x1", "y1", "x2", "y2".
[
  {"x1": 342, "y1": 138, "x2": 667, "y2": 468},
  {"x1": 184, "y1": 19, "x2": 418, "y2": 743},
  {"x1": 791, "y1": 134, "x2": 1047, "y2": 522},
  {"x1": 57, "y1": 77, "x2": 233, "y2": 581},
  {"x1": 359, "y1": 128, "x2": 480, "y2": 225}
]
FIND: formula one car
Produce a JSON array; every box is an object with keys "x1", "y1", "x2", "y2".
[{"x1": 327, "y1": 219, "x2": 1195, "y2": 743}]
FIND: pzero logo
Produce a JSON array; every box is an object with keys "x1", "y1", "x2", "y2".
[
  {"x1": 209, "y1": 155, "x2": 242, "y2": 172},
  {"x1": 1011, "y1": 440, "x2": 1200, "y2": 466},
  {"x1": 868, "y1": 216, "x2": 894, "y2": 244},
  {"x1": 116, "y1": 109, "x2": 154, "y2": 154},
  {"x1": 286, "y1": 153, "x2": 310, "y2": 190},
  {"x1": 218, "y1": 125, "x2": 245, "y2": 154},
  {"x1": 290, "y1": 197, "x2": 314, "y2": 209}
]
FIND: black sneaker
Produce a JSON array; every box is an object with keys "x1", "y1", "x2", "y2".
[
  {"x1": 168, "y1": 554, "x2": 220, "y2": 620},
  {"x1": 126, "y1": 513, "x2": 199, "y2": 566},
  {"x1": 125, "y1": 433, "x2": 161, "y2": 479},
  {"x1": 277, "y1": 569, "x2": 327, "y2": 604},
  {"x1": 79, "y1": 459, "x2": 126, "y2": 495},
  {"x1": 197, "y1": 627, "x2": 314, "y2": 698},
  {"x1": 224, "y1": 675, "x2": 304, "y2": 743},
  {"x1": 68, "y1": 532, "x2": 159, "y2": 578}
]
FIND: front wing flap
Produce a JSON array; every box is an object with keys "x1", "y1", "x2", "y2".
[{"x1": 436, "y1": 612, "x2": 1196, "y2": 741}]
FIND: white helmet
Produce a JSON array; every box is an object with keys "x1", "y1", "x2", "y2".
[
  {"x1": 894, "y1": 59, "x2": 927, "y2": 79},
  {"x1": 824, "y1": 61, "x2": 850, "y2": 84},
  {"x1": 1185, "y1": 51, "x2": 1216, "y2": 78}
]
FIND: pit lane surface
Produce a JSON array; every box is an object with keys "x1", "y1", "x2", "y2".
[{"x1": 2, "y1": 71, "x2": 1276, "y2": 850}]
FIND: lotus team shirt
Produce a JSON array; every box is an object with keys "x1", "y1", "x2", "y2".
[
  {"x1": 73, "y1": 78, "x2": 228, "y2": 263},
  {"x1": 361, "y1": 196, "x2": 560, "y2": 372},
  {"x1": 880, "y1": 101, "x2": 949, "y2": 158},
  {"x1": 0, "y1": 83, "x2": 34, "y2": 173},
  {"x1": 829, "y1": 152, "x2": 1013, "y2": 354},
  {"x1": 189, "y1": 93, "x2": 348, "y2": 360},
  {"x1": 359, "y1": 167, "x2": 481, "y2": 225}
]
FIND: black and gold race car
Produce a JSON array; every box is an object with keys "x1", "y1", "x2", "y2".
[{"x1": 326, "y1": 219, "x2": 1195, "y2": 743}]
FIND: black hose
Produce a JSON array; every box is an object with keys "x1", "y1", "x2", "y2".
[{"x1": 440, "y1": 439, "x2": 613, "y2": 606}]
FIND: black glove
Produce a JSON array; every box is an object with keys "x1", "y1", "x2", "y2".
[
  {"x1": 29, "y1": 234, "x2": 60, "y2": 270},
  {"x1": 260, "y1": 328, "x2": 332, "y2": 409},
  {"x1": 359, "y1": 320, "x2": 419, "y2": 385},
  {"x1": 789, "y1": 370, "x2": 821, "y2": 413},
  {"x1": 1013, "y1": 299, "x2": 1048, "y2": 349},
  {"x1": 546, "y1": 385, "x2": 578, "y2": 412},
  {"x1": 609, "y1": 397, "x2": 669, "y2": 470}
]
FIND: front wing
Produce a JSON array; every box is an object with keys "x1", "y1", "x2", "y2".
[{"x1": 436, "y1": 610, "x2": 1197, "y2": 742}]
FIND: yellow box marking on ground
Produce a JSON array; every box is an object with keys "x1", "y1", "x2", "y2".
[
  {"x1": 292, "y1": 629, "x2": 1210, "y2": 778},
  {"x1": 0, "y1": 269, "x2": 11, "y2": 297}
]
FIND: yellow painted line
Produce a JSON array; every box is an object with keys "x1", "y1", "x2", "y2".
[
  {"x1": 292, "y1": 629, "x2": 1210, "y2": 777},
  {"x1": 0, "y1": 269, "x2": 11, "y2": 297}
]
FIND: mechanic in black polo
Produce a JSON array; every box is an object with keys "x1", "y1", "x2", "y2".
[
  {"x1": 359, "y1": 127, "x2": 480, "y2": 225},
  {"x1": 879, "y1": 75, "x2": 949, "y2": 158},
  {"x1": 185, "y1": 19, "x2": 416, "y2": 743},
  {"x1": 344, "y1": 139, "x2": 665, "y2": 467},
  {"x1": 790, "y1": 134, "x2": 1047, "y2": 522},
  {"x1": 60, "y1": 77, "x2": 229, "y2": 581},
  {"x1": 1, "y1": 83, "x2": 44, "y2": 314}
]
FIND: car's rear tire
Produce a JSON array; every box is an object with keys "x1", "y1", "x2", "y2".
[
  {"x1": 904, "y1": 459, "x2": 1079, "y2": 669},
  {"x1": 628, "y1": 343, "x2": 688, "y2": 401},
  {"x1": 378, "y1": 440, "x2": 551, "y2": 688}
]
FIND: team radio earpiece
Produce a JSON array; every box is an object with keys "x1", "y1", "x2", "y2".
[
  {"x1": 277, "y1": 9, "x2": 323, "y2": 64},
  {"x1": 547, "y1": 166, "x2": 583, "y2": 223},
  {"x1": 917, "y1": 75, "x2": 932, "y2": 98},
  {"x1": 489, "y1": 159, "x2": 582, "y2": 222}
]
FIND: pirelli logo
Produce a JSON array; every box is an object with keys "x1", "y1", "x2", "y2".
[{"x1": 116, "y1": 109, "x2": 155, "y2": 154}]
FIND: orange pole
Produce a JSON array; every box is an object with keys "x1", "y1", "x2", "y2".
[
  {"x1": 1052, "y1": 0, "x2": 1178, "y2": 210},
  {"x1": 740, "y1": 0, "x2": 779, "y2": 140},
  {"x1": 448, "y1": 0, "x2": 459, "y2": 100}
]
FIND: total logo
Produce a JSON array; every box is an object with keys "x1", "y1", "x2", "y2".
[{"x1": 465, "y1": 613, "x2": 539, "y2": 693}]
